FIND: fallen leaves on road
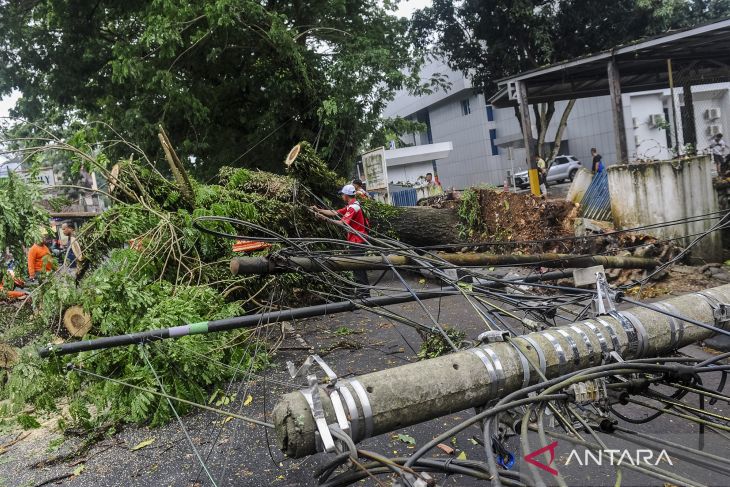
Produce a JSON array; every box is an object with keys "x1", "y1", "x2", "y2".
[{"x1": 130, "y1": 438, "x2": 155, "y2": 451}]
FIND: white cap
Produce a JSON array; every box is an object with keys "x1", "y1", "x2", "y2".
[{"x1": 339, "y1": 184, "x2": 356, "y2": 196}]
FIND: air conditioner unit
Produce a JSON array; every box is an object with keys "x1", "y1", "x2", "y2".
[
  {"x1": 705, "y1": 108, "x2": 722, "y2": 120},
  {"x1": 708, "y1": 124, "x2": 723, "y2": 136},
  {"x1": 648, "y1": 114, "x2": 665, "y2": 127},
  {"x1": 634, "y1": 135, "x2": 642, "y2": 146},
  {"x1": 632, "y1": 117, "x2": 639, "y2": 128}
]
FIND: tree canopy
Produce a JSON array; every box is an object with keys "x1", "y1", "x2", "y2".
[
  {"x1": 0, "y1": 0, "x2": 426, "y2": 177},
  {"x1": 413, "y1": 0, "x2": 730, "y2": 96}
]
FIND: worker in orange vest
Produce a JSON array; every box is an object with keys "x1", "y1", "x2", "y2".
[{"x1": 27, "y1": 235, "x2": 54, "y2": 281}]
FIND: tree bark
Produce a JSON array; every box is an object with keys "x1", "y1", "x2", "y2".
[
  {"x1": 535, "y1": 102, "x2": 555, "y2": 158},
  {"x1": 376, "y1": 207, "x2": 464, "y2": 247},
  {"x1": 548, "y1": 99, "x2": 576, "y2": 163}
]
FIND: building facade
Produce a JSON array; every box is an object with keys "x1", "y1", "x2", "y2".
[
  {"x1": 383, "y1": 60, "x2": 503, "y2": 190},
  {"x1": 383, "y1": 59, "x2": 730, "y2": 190}
]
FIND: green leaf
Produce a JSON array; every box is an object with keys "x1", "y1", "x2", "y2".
[
  {"x1": 394, "y1": 434, "x2": 416, "y2": 446},
  {"x1": 73, "y1": 464, "x2": 85, "y2": 476},
  {"x1": 17, "y1": 414, "x2": 41, "y2": 430},
  {"x1": 130, "y1": 438, "x2": 155, "y2": 451}
]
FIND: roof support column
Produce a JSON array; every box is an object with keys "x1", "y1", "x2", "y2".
[
  {"x1": 682, "y1": 78, "x2": 697, "y2": 149},
  {"x1": 515, "y1": 80, "x2": 540, "y2": 195},
  {"x1": 608, "y1": 58, "x2": 628, "y2": 164}
]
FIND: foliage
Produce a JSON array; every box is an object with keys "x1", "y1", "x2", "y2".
[
  {"x1": 5, "y1": 249, "x2": 269, "y2": 427},
  {"x1": 17, "y1": 413, "x2": 41, "y2": 429},
  {"x1": 0, "y1": 0, "x2": 431, "y2": 177},
  {"x1": 0, "y1": 172, "x2": 50, "y2": 270},
  {"x1": 457, "y1": 188, "x2": 484, "y2": 240},
  {"x1": 368, "y1": 117, "x2": 428, "y2": 150},
  {"x1": 285, "y1": 142, "x2": 346, "y2": 196},
  {"x1": 414, "y1": 0, "x2": 730, "y2": 95},
  {"x1": 417, "y1": 327, "x2": 465, "y2": 360},
  {"x1": 0, "y1": 138, "x2": 354, "y2": 432},
  {"x1": 361, "y1": 198, "x2": 403, "y2": 238}
]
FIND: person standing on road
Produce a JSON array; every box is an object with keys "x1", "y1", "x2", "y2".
[
  {"x1": 591, "y1": 148, "x2": 604, "y2": 175},
  {"x1": 535, "y1": 155, "x2": 547, "y2": 198},
  {"x1": 710, "y1": 133, "x2": 726, "y2": 176},
  {"x1": 310, "y1": 184, "x2": 371, "y2": 298}
]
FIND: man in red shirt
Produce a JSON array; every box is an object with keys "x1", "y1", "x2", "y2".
[{"x1": 311, "y1": 184, "x2": 370, "y2": 298}]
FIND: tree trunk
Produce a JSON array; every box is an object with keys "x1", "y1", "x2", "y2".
[
  {"x1": 548, "y1": 99, "x2": 576, "y2": 163},
  {"x1": 376, "y1": 207, "x2": 464, "y2": 247},
  {"x1": 535, "y1": 102, "x2": 555, "y2": 158}
]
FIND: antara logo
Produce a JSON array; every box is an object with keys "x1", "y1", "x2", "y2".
[
  {"x1": 566, "y1": 448, "x2": 673, "y2": 467},
  {"x1": 524, "y1": 441, "x2": 559, "y2": 476},
  {"x1": 524, "y1": 442, "x2": 673, "y2": 476}
]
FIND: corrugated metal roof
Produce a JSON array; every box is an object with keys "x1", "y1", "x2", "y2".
[{"x1": 491, "y1": 18, "x2": 730, "y2": 107}]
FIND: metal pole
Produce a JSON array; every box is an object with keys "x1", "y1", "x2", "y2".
[
  {"x1": 37, "y1": 271, "x2": 572, "y2": 358},
  {"x1": 273, "y1": 284, "x2": 730, "y2": 458},
  {"x1": 230, "y1": 253, "x2": 660, "y2": 275}
]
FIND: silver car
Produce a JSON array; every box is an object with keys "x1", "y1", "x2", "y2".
[{"x1": 513, "y1": 155, "x2": 583, "y2": 189}]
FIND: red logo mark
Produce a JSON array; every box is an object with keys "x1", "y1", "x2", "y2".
[{"x1": 524, "y1": 441, "x2": 559, "y2": 476}]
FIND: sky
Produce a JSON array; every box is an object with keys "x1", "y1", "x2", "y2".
[
  {"x1": 0, "y1": 90, "x2": 20, "y2": 119},
  {"x1": 396, "y1": 0, "x2": 431, "y2": 17},
  {"x1": 0, "y1": 1, "x2": 432, "y2": 118}
]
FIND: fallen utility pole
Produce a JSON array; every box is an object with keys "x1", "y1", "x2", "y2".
[
  {"x1": 37, "y1": 270, "x2": 571, "y2": 358},
  {"x1": 272, "y1": 284, "x2": 730, "y2": 458},
  {"x1": 230, "y1": 252, "x2": 659, "y2": 275}
]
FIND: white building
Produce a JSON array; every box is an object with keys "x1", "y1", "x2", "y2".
[
  {"x1": 383, "y1": 59, "x2": 730, "y2": 189},
  {"x1": 383, "y1": 60, "x2": 503, "y2": 190}
]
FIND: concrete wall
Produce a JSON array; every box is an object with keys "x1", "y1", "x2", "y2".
[
  {"x1": 625, "y1": 93, "x2": 671, "y2": 161},
  {"x1": 607, "y1": 156, "x2": 722, "y2": 260}
]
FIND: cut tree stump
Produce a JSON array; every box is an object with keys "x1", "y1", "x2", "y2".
[
  {"x1": 63, "y1": 306, "x2": 92, "y2": 337},
  {"x1": 0, "y1": 343, "x2": 20, "y2": 368},
  {"x1": 285, "y1": 144, "x2": 301, "y2": 166}
]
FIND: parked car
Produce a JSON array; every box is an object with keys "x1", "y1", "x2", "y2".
[{"x1": 513, "y1": 155, "x2": 582, "y2": 189}]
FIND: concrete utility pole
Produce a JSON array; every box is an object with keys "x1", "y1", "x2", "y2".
[
  {"x1": 231, "y1": 253, "x2": 659, "y2": 275},
  {"x1": 273, "y1": 284, "x2": 730, "y2": 458}
]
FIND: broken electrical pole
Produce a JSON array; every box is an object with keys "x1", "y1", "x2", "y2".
[
  {"x1": 230, "y1": 252, "x2": 659, "y2": 275},
  {"x1": 272, "y1": 284, "x2": 730, "y2": 458},
  {"x1": 37, "y1": 270, "x2": 572, "y2": 358}
]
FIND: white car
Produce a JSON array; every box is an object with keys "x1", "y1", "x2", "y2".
[{"x1": 513, "y1": 155, "x2": 583, "y2": 189}]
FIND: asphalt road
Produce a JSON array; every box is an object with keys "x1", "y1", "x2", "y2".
[
  {"x1": 514, "y1": 180, "x2": 572, "y2": 200},
  {"x1": 2, "y1": 273, "x2": 729, "y2": 487}
]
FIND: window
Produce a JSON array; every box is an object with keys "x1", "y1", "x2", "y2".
[
  {"x1": 554, "y1": 157, "x2": 568, "y2": 165},
  {"x1": 461, "y1": 98, "x2": 471, "y2": 116},
  {"x1": 489, "y1": 129, "x2": 499, "y2": 156},
  {"x1": 486, "y1": 105, "x2": 494, "y2": 122}
]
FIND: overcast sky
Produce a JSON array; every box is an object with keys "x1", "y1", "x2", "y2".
[
  {"x1": 396, "y1": 0, "x2": 431, "y2": 17},
  {"x1": 0, "y1": 1, "x2": 432, "y2": 118}
]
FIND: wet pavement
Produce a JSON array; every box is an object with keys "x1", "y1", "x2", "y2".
[{"x1": 2, "y1": 273, "x2": 729, "y2": 487}]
